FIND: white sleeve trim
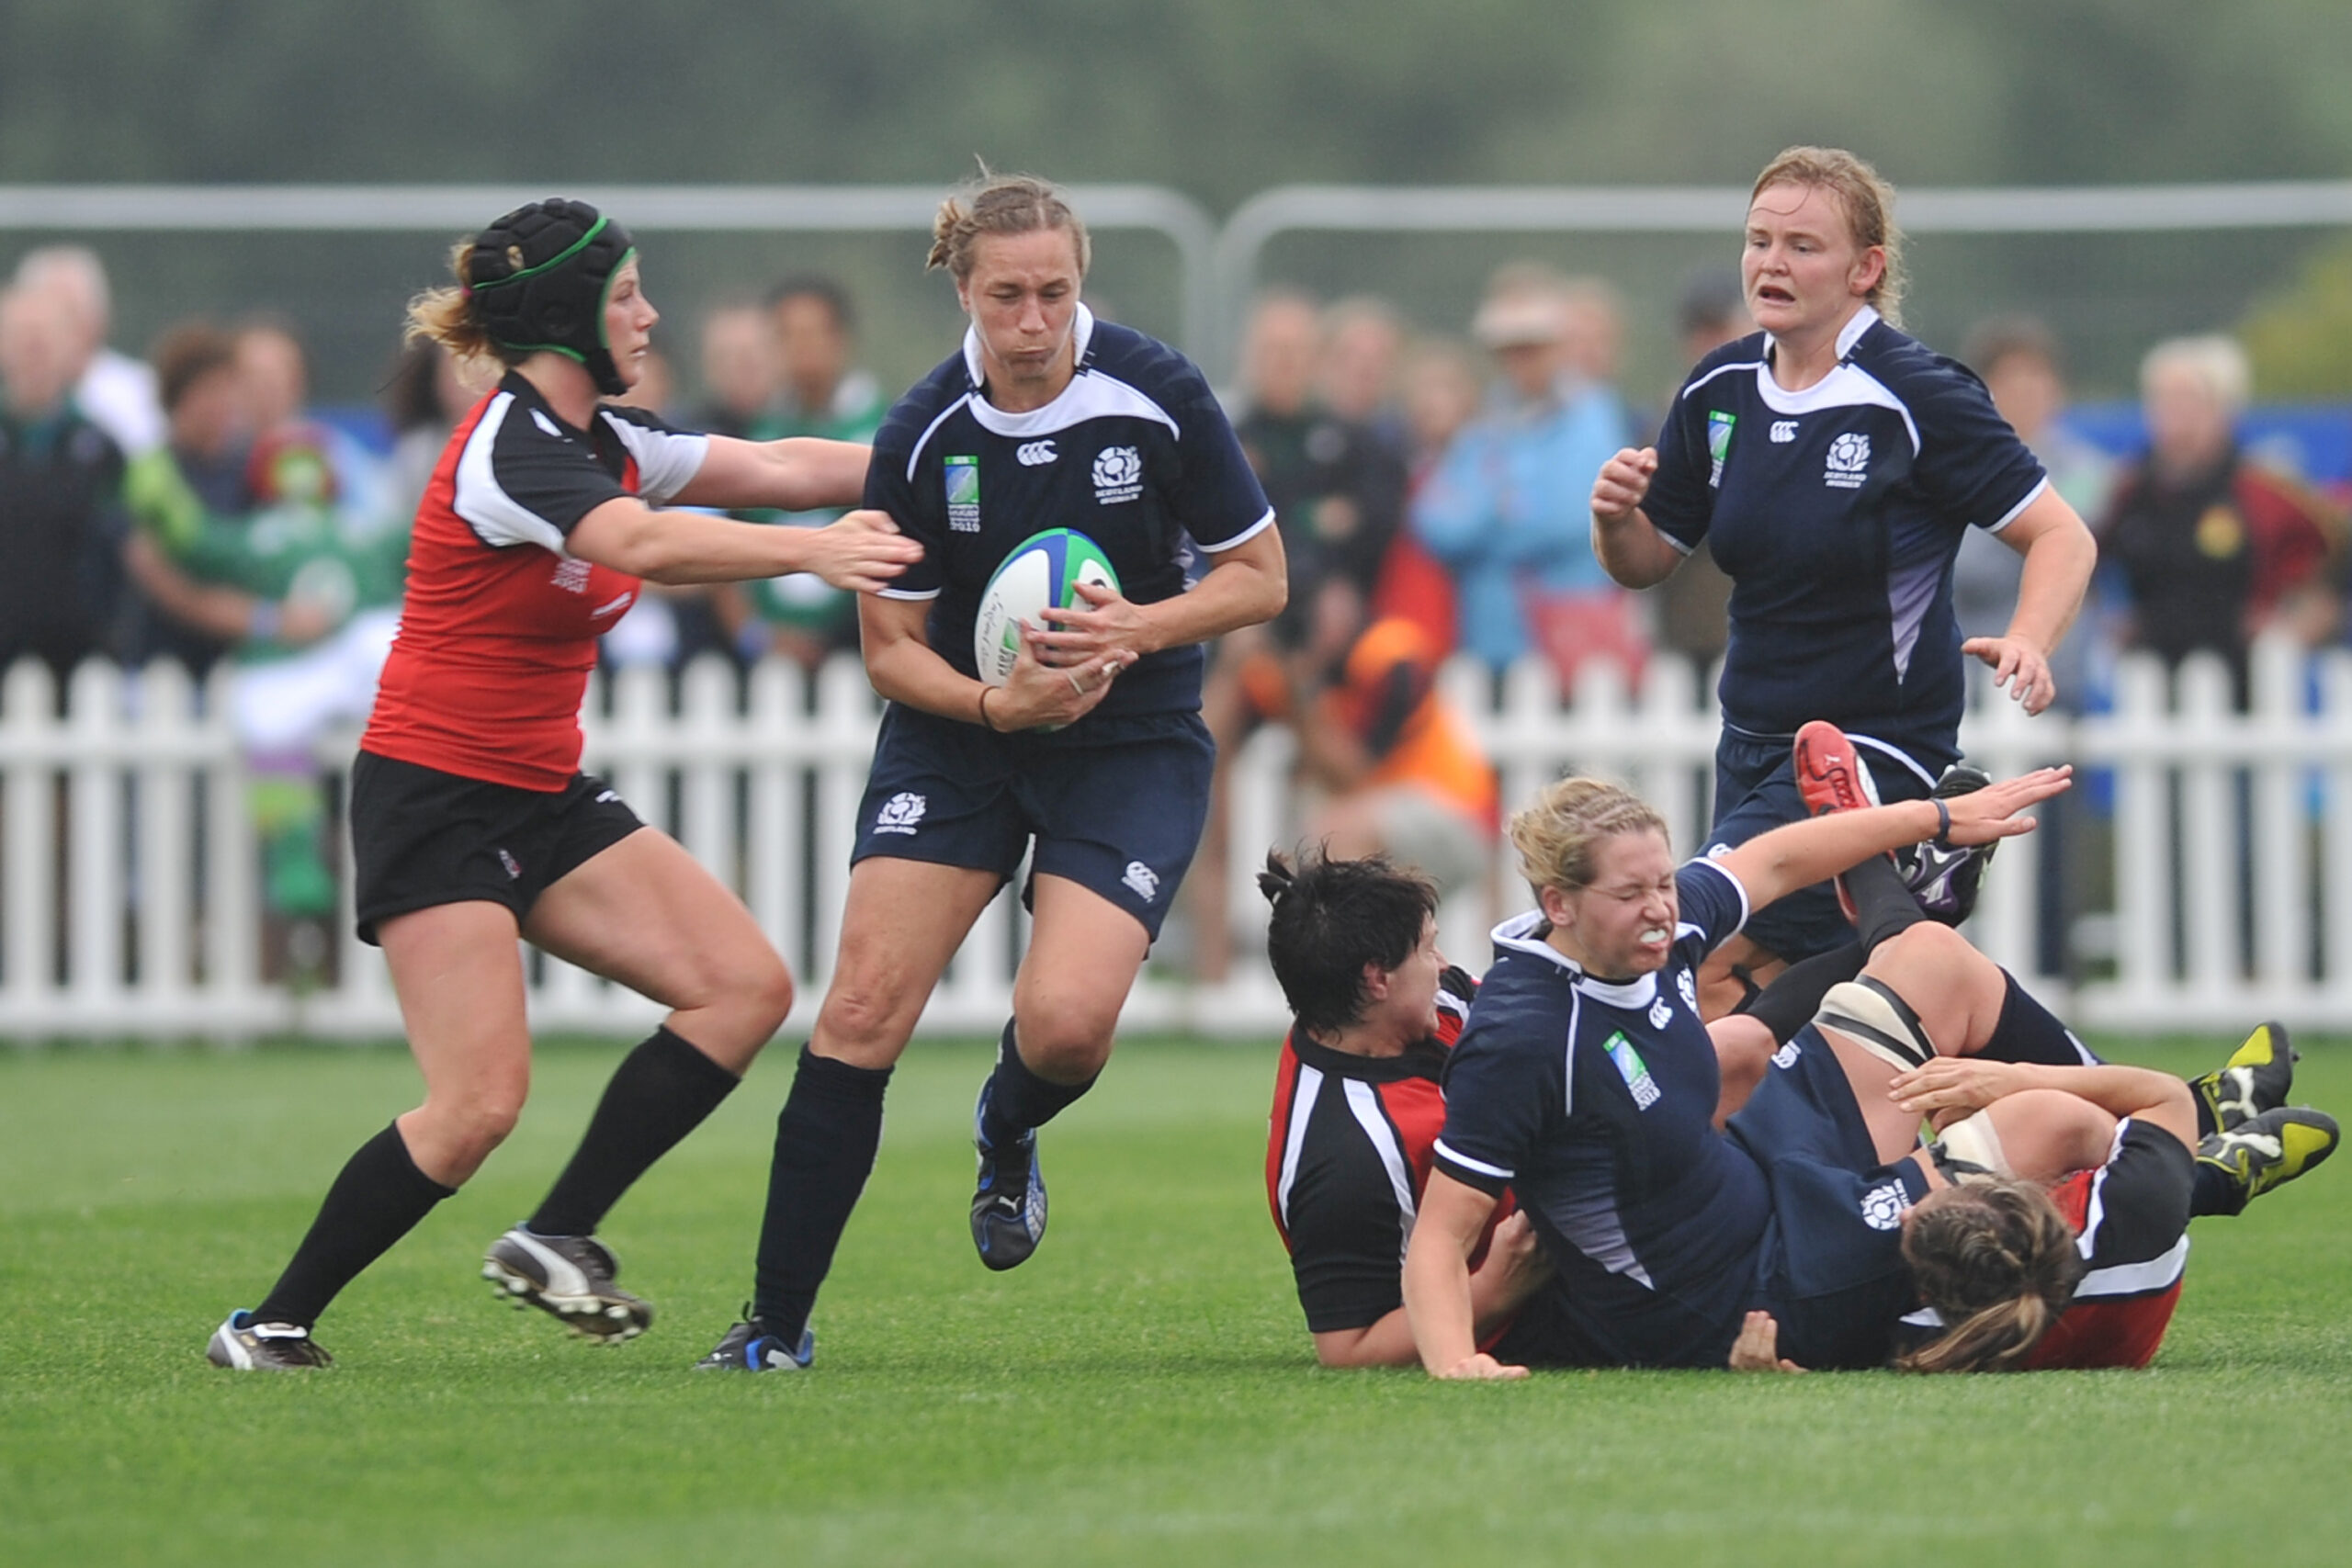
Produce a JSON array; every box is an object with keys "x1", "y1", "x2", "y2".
[
  {"x1": 875, "y1": 586, "x2": 942, "y2": 602},
  {"x1": 1983, "y1": 475, "x2": 2052, "y2": 534},
  {"x1": 1684, "y1": 853, "x2": 1751, "y2": 939},
  {"x1": 1196, "y1": 507, "x2": 1276, "y2": 552},
  {"x1": 452, "y1": 393, "x2": 566, "y2": 552},
  {"x1": 1433, "y1": 1139, "x2": 1513, "y2": 1181}
]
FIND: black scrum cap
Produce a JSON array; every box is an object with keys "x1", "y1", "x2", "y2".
[{"x1": 466, "y1": 198, "x2": 638, "y2": 397}]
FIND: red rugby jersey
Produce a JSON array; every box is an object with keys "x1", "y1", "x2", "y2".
[
  {"x1": 1265, "y1": 969, "x2": 1506, "y2": 1334},
  {"x1": 2026, "y1": 1118, "x2": 2194, "y2": 1371},
  {"x1": 1901, "y1": 1118, "x2": 2193, "y2": 1370},
  {"x1": 360, "y1": 372, "x2": 707, "y2": 790}
]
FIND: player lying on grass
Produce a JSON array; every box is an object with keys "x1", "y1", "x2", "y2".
[
  {"x1": 1399, "y1": 728, "x2": 2336, "y2": 1378},
  {"x1": 1260, "y1": 839, "x2": 2333, "y2": 1373},
  {"x1": 1717, "y1": 722, "x2": 2337, "y2": 1371}
]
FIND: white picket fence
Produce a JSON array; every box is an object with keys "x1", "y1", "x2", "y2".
[{"x1": 4, "y1": 636, "x2": 2347, "y2": 1042}]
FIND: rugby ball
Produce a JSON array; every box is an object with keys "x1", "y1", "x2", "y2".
[{"x1": 972, "y1": 528, "x2": 1120, "y2": 686}]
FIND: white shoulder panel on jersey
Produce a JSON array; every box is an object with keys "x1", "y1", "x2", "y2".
[
  {"x1": 903, "y1": 392, "x2": 977, "y2": 484},
  {"x1": 597, "y1": 412, "x2": 709, "y2": 506},
  {"x1": 453, "y1": 392, "x2": 567, "y2": 553},
  {"x1": 1747, "y1": 361, "x2": 1923, "y2": 455},
  {"x1": 964, "y1": 367, "x2": 1182, "y2": 442}
]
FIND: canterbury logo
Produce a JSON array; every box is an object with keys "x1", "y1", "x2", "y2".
[{"x1": 1016, "y1": 440, "x2": 1058, "y2": 466}]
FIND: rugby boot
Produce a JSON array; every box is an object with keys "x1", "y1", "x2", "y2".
[
  {"x1": 482, "y1": 1226, "x2": 653, "y2": 1341},
  {"x1": 2195, "y1": 1106, "x2": 2339, "y2": 1216},
  {"x1": 2186, "y1": 1021, "x2": 2297, "y2": 1140}
]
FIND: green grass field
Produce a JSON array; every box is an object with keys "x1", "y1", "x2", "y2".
[{"x1": 3, "y1": 1033, "x2": 2346, "y2": 1567}]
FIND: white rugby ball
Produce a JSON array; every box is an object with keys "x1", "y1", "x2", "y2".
[{"x1": 972, "y1": 528, "x2": 1121, "y2": 687}]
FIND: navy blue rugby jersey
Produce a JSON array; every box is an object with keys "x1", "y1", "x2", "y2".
[
  {"x1": 1432, "y1": 858, "x2": 1770, "y2": 1368},
  {"x1": 866, "y1": 304, "x2": 1274, "y2": 717},
  {"x1": 1643, "y1": 306, "x2": 2049, "y2": 761}
]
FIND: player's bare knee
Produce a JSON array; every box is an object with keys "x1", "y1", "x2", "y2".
[
  {"x1": 816, "y1": 976, "x2": 915, "y2": 1062},
  {"x1": 1013, "y1": 1017, "x2": 1114, "y2": 1083}
]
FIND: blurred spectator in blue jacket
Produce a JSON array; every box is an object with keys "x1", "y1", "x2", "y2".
[{"x1": 1412, "y1": 264, "x2": 1640, "y2": 682}]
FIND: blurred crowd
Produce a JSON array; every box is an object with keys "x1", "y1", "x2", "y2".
[{"x1": 3, "y1": 244, "x2": 2346, "y2": 976}]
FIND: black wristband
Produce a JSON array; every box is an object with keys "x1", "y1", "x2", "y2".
[
  {"x1": 1932, "y1": 798, "x2": 1952, "y2": 847},
  {"x1": 978, "y1": 686, "x2": 999, "y2": 732}
]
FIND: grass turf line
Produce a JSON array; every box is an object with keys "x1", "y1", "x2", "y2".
[{"x1": 2, "y1": 1035, "x2": 2346, "y2": 1567}]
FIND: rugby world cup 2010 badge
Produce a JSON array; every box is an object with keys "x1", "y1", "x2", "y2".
[
  {"x1": 1092, "y1": 446, "x2": 1143, "y2": 504},
  {"x1": 1605, "y1": 1031, "x2": 1662, "y2": 1111},
  {"x1": 945, "y1": 455, "x2": 981, "y2": 532},
  {"x1": 1706, "y1": 412, "x2": 1736, "y2": 489}
]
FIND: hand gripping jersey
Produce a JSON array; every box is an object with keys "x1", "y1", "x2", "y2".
[
  {"x1": 1642, "y1": 307, "x2": 2050, "y2": 761},
  {"x1": 1432, "y1": 860, "x2": 1773, "y2": 1368},
  {"x1": 1265, "y1": 967, "x2": 1488, "y2": 1335},
  {"x1": 865, "y1": 304, "x2": 1273, "y2": 719},
  {"x1": 1895, "y1": 1118, "x2": 2194, "y2": 1371},
  {"x1": 360, "y1": 372, "x2": 708, "y2": 790}
]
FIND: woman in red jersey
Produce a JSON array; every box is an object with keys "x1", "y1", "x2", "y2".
[{"x1": 207, "y1": 199, "x2": 921, "y2": 1371}]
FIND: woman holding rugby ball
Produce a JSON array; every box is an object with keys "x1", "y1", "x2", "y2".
[{"x1": 698, "y1": 173, "x2": 1286, "y2": 1371}]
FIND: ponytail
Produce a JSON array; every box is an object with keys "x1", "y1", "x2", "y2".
[{"x1": 1897, "y1": 1178, "x2": 2083, "y2": 1373}]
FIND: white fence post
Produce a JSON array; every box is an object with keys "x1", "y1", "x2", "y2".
[{"x1": 7, "y1": 634, "x2": 2352, "y2": 1042}]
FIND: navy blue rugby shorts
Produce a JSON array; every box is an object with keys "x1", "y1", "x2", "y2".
[
  {"x1": 1725, "y1": 1024, "x2": 1933, "y2": 1371},
  {"x1": 850, "y1": 704, "x2": 1214, "y2": 941},
  {"x1": 1704, "y1": 727, "x2": 1946, "y2": 964}
]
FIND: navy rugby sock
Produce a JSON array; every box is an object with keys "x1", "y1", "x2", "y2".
[
  {"x1": 528, "y1": 1026, "x2": 741, "y2": 1238},
  {"x1": 1844, "y1": 852, "x2": 1929, "y2": 953},
  {"x1": 1973, "y1": 972, "x2": 2098, "y2": 1068},
  {"x1": 1743, "y1": 942, "x2": 1866, "y2": 1044},
  {"x1": 253, "y1": 1122, "x2": 456, "y2": 1329},
  {"x1": 978, "y1": 1020, "x2": 1099, "y2": 1148},
  {"x1": 752, "y1": 1045, "x2": 891, "y2": 1341}
]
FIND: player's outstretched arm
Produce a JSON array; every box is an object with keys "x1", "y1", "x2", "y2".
[
  {"x1": 671, "y1": 434, "x2": 871, "y2": 513},
  {"x1": 1404, "y1": 1171, "x2": 1529, "y2": 1381},
  {"x1": 566, "y1": 496, "x2": 921, "y2": 589},
  {"x1": 1717, "y1": 765, "x2": 2071, "y2": 913}
]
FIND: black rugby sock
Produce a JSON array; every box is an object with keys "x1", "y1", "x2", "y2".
[
  {"x1": 528, "y1": 1026, "x2": 741, "y2": 1237},
  {"x1": 1743, "y1": 942, "x2": 1866, "y2": 1044},
  {"x1": 2189, "y1": 1160, "x2": 2245, "y2": 1219},
  {"x1": 1973, "y1": 971, "x2": 2099, "y2": 1067},
  {"x1": 1844, "y1": 852, "x2": 1929, "y2": 953},
  {"x1": 752, "y1": 1045, "x2": 891, "y2": 1341},
  {"x1": 253, "y1": 1122, "x2": 456, "y2": 1329},
  {"x1": 978, "y1": 1019, "x2": 1100, "y2": 1147}
]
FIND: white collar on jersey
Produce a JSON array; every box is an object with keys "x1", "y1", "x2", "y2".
[
  {"x1": 961, "y1": 302, "x2": 1098, "y2": 397},
  {"x1": 1487, "y1": 910, "x2": 1661, "y2": 1010},
  {"x1": 1759, "y1": 301, "x2": 1880, "y2": 370},
  {"x1": 952, "y1": 302, "x2": 1181, "y2": 441}
]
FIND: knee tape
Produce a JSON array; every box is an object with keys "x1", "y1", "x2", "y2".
[
  {"x1": 1927, "y1": 1111, "x2": 2013, "y2": 1184},
  {"x1": 1815, "y1": 976, "x2": 1937, "y2": 1073}
]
